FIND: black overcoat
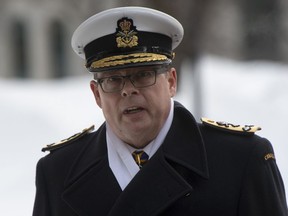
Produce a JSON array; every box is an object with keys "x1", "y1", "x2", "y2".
[{"x1": 33, "y1": 102, "x2": 288, "y2": 216}]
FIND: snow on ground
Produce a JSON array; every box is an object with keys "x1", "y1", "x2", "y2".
[{"x1": 0, "y1": 55, "x2": 287, "y2": 215}]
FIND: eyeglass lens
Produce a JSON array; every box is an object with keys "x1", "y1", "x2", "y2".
[{"x1": 97, "y1": 66, "x2": 168, "y2": 93}]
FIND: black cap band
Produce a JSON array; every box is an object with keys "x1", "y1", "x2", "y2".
[{"x1": 84, "y1": 31, "x2": 173, "y2": 71}]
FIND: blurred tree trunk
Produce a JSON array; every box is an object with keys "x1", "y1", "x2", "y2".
[{"x1": 241, "y1": 0, "x2": 281, "y2": 61}]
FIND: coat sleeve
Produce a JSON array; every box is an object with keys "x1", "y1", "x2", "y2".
[
  {"x1": 238, "y1": 138, "x2": 288, "y2": 216},
  {"x1": 32, "y1": 158, "x2": 51, "y2": 216}
]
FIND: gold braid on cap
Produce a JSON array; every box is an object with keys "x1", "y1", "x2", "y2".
[{"x1": 90, "y1": 53, "x2": 168, "y2": 69}]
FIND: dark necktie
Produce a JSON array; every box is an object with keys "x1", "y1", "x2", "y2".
[{"x1": 132, "y1": 150, "x2": 149, "y2": 168}]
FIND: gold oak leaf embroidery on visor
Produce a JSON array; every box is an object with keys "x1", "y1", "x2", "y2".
[{"x1": 90, "y1": 53, "x2": 168, "y2": 69}]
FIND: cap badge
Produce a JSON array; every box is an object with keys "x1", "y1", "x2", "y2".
[{"x1": 116, "y1": 17, "x2": 138, "y2": 48}]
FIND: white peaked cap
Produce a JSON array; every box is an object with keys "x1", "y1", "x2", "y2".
[{"x1": 71, "y1": 6, "x2": 184, "y2": 72}]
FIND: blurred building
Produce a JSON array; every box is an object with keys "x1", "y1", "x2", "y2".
[
  {"x1": 0, "y1": 0, "x2": 115, "y2": 79},
  {"x1": 0, "y1": 0, "x2": 288, "y2": 79}
]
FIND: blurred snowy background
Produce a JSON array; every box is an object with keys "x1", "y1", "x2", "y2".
[{"x1": 1, "y1": 0, "x2": 288, "y2": 215}]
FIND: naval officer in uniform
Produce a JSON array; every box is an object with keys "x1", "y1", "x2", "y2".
[{"x1": 33, "y1": 6, "x2": 288, "y2": 216}]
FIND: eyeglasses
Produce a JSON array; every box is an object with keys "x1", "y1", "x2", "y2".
[{"x1": 95, "y1": 66, "x2": 169, "y2": 93}]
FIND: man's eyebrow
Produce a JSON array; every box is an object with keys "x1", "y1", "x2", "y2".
[{"x1": 96, "y1": 72, "x2": 123, "y2": 79}]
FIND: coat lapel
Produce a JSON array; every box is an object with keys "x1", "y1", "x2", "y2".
[
  {"x1": 62, "y1": 124, "x2": 122, "y2": 216},
  {"x1": 107, "y1": 149, "x2": 193, "y2": 216}
]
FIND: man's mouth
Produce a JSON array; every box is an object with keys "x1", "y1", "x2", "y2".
[{"x1": 124, "y1": 107, "x2": 144, "y2": 114}]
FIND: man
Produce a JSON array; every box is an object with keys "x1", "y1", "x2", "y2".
[{"x1": 33, "y1": 6, "x2": 288, "y2": 216}]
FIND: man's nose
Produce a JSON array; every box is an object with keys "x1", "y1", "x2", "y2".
[{"x1": 121, "y1": 78, "x2": 139, "y2": 97}]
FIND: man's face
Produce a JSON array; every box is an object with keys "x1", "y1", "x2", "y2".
[{"x1": 90, "y1": 65, "x2": 177, "y2": 148}]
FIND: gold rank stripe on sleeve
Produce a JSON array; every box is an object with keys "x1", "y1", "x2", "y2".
[
  {"x1": 201, "y1": 117, "x2": 261, "y2": 135},
  {"x1": 41, "y1": 125, "x2": 95, "y2": 152}
]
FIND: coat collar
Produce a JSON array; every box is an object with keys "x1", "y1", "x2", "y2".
[
  {"x1": 62, "y1": 124, "x2": 123, "y2": 215},
  {"x1": 62, "y1": 101, "x2": 209, "y2": 216},
  {"x1": 63, "y1": 124, "x2": 108, "y2": 188},
  {"x1": 163, "y1": 101, "x2": 209, "y2": 179}
]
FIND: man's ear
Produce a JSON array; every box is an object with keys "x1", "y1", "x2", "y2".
[
  {"x1": 90, "y1": 80, "x2": 102, "y2": 108},
  {"x1": 168, "y1": 67, "x2": 177, "y2": 97}
]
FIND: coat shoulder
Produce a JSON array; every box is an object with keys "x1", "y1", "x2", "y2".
[
  {"x1": 41, "y1": 125, "x2": 95, "y2": 152},
  {"x1": 200, "y1": 117, "x2": 261, "y2": 136},
  {"x1": 199, "y1": 117, "x2": 276, "y2": 162}
]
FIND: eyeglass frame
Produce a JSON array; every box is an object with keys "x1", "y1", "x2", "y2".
[{"x1": 94, "y1": 64, "x2": 171, "y2": 93}]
